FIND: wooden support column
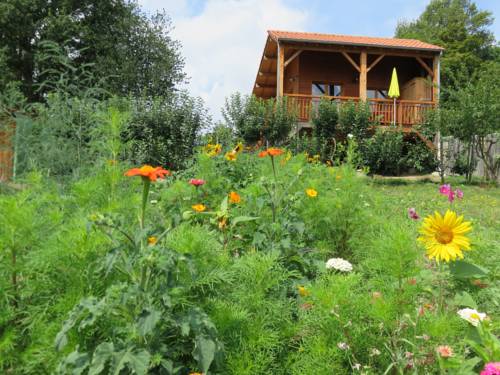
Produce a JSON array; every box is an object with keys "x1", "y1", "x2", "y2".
[
  {"x1": 432, "y1": 55, "x2": 439, "y2": 102},
  {"x1": 277, "y1": 43, "x2": 285, "y2": 97},
  {"x1": 359, "y1": 51, "x2": 367, "y2": 101}
]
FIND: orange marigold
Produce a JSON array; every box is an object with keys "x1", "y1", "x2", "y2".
[
  {"x1": 125, "y1": 165, "x2": 170, "y2": 182},
  {"x1": 229, "y1": 191, "x2": 241, "y2": 204},
  {"x1": 258, "y1": 147, "x2": 284, "y2": 158},
  {"x1": 192, "y1": 204, "x2": 206, "y2": 212}
]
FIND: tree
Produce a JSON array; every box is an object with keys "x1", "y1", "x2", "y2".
[
  {"x1": 0, "y1": 0, "x2": 185, "y2": 100},
  {"x1": 395, "y1": 0, "x2": 496, "y2": 91},
  {"x1": 445, "y1": 62, "x2": 500, "y2": 181}
]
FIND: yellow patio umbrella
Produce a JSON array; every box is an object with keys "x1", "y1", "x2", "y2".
[{"x1": 388, "y1": 67, "x2": 400, "y2": 126}]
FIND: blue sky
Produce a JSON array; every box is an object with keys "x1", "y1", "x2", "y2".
[{"x1": 138, "y1": 0, "x2": 499, "y2": 121}]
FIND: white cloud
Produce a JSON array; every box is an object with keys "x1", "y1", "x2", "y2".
[{"x1": 141, "y1": 0, "x2": 309, "y2": 122}]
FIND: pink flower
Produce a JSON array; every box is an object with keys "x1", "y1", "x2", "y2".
[
  {"x1": 455, "y1": 188, "x2": 464, "y2": 199},
  {"x1": 481, "y1": 362, "x2": 500, "y2": 375},
  {"x1": 439, "y1": 184, "x2": 451, "y2": 196},
  {"x1": 189, "y1": 178, "x2": 205, "y2": 187},
  {"x1": 408, "y1": 208, "x2": 420, "y2": 220},
  {"x1": 436, "y1": 345, "x2": 453, "y2": 358}
]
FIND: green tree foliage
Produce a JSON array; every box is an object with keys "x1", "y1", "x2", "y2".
[
  {"x1": 444, "y1": 62, "x2": 500, "y2": 181},
  {"x1": 222, "y1": 93, "x2": 297, "y2": 145},
  {"x1": 127, "y1": 93, "x2": 210, "y2": 170},
  {"x1": 0, "y1": 0, "x2": 185, "y2": 100},
  {"x1": 311, "y1": 98, "x2": 338, "y2": 158},
  {"x1": 395, "y1": 0, "x2": 497, "y2": 90}
]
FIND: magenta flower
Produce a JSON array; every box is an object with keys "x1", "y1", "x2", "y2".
[
  {"x1": 439, "y1": 184, "x2": 451, "y2": 196},
  {"x1": 407, "y1": 208, "x2": 420, "y2": 220},
  {"x1": 480, "y1": 362, "x2": 500, "y2": 375},
  {"x1": 439, "y1": 184, "x2": 463, "y2": 203},
  {"x1": 189, "y1": 178, "x2": 206, "y2": 187}
]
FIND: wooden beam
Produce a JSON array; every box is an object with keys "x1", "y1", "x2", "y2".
[
  {"x1": 432, "y1": 56, "x2": 439, "y2": 102},
  {"x1": 258, "y1": 71, "x2": 276, "y2": 79},
  {"x1": 281, "y1": 41, "x2": 437, "y2": 59},
  {"x1": 284, "y1": 49, "x2": 302, "y2": 68},
  {"x1": 367, "y1": 54, "x2": 385, "y2": 72},
  {"x1": 255, "y1": 83, "x2": 275, "y2": 89},
  {"x1": 341, "y1": 51, "x2": 360, "y2": 72},
  {"x1": 263, "y1": 55, "x2": 276, "y2": 61},
  {"x1": 416, "y1": 57, "x2": 433, "y2": 77},
  {"x1": 359, "y1": 51, "x2": 367, "y2": 101},
  {"x1": 277, "y1": 43, "x2": 285, "y2": 97}
]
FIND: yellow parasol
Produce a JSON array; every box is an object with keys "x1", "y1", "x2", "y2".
[{"x1": 388, "y1": 67, "x2": 400, "y2": 126}]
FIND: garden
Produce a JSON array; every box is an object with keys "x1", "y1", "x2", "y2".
[{"x1": 1, "y1": 0, "x2": 499, "y2": 374}]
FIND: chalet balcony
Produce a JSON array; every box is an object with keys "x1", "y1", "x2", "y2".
[{"x1": 286, "y1": 94, "x2": 436, "y2": 127}]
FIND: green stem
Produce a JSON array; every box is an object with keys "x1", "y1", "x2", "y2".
[
  {"x1": 438, "y1": 262, "x2": 444, "y2": 313},
  {"x1": 140, "y1": 178, "x2": 151, "y2": 230},
  {"x1": 270, "y1": 156, "x2": 277, "y2": 183}
]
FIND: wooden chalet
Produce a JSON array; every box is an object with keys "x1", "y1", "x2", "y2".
[{"x1": 253, "y1": 30, "x2": 444, "y2": 137}]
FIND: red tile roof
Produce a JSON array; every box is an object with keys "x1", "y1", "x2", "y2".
[{"x1": 268, "y1": 30, "x2": 444, "y2": 52}]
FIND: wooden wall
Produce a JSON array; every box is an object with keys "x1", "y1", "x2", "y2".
[
  {"x1": 290, "y1": 50, "x2": 428, "y2": 97},
  {"x1": 0, "y1": 119, "x2": 14, "y2": 181}
]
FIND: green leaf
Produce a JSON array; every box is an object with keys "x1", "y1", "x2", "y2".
[
  {"x1": 111, "y1": 348, "x2": 150, "y2": 375},
  {"x1": 231, "y1": 216, "x2": 259, "y2": 227},
  {"x1": 89, "y1": 342, "x2": 114, "y2": 375},
  {"x1": 449, "y1": 260, "x2": 488, "y2": 279},
  {"x1": 453, "y1": 291, "x2": 477, "y2": 308},
  {"x1": 192, "y1": 336, "x2": 216, "y2": 373},
  {"x1": 62, "y1": 349, "x2": 90, "y2": 375},
  {"x1": 220, "y1": 196, "x2": 228, "y2": 214},
  {"x1": 137, "y1": 308, "x2": 161, "y2": 337}
]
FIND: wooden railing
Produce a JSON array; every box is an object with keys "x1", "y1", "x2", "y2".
[{"x1": 286, "y1": 94, "x2": 436, "y2": 126}]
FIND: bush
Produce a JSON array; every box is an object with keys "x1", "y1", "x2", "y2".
[
  {"x1": 222, "y1": 93, "x2": 297, "y2": 146},
  {"x1": 126, "y1": 92, "x2": 209, "y2": 170},
  {"x1": 311, "y1": 98, "x2": 338, "y2": 158},
  {"x1": 338, "y1": 101, "x2": 372, "y2": 140},
  {"x1": 364, "y1": 129, "x2": 405, "y2": 175}
]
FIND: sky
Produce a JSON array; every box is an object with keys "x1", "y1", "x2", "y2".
[{"x1": 138, "y1": 0, "x2": 500, "y2": 122}]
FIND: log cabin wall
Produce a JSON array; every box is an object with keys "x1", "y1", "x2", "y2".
[
  {"x1": 294, "y1": 50, "x2": 430, "y2": 98},
  {"x1": 284, "y1": 55, "x2": 299, "y2": 94}
]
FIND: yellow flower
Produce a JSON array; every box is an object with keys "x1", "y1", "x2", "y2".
[
  {"x1": 233, "y1": 142, "x2": 244, "y2": 154},
  {"x1": 306, "y1": 188, "x2": 318, "y2": 198},
  {"x1": 225, "y1": 151, "x2": 237, "y2": 161},
  {"x1": 192, "y1": 204, "x2": 206, "y2": 212},
  {"x1": 297, "y1": 286, "x2": 309, "y2": 297},
  {"x1": 418, "y1": 210, "x2": 472, "y2": 262},
  {"x1": 280, "y1": 151, "x2": 292, "y2": 166},
  {"x1": 229, "y1": 191, "x2": 241, "y2": 204},
  {"x1": 147, "y1": 236, "x2": 157, "y2": 246}
]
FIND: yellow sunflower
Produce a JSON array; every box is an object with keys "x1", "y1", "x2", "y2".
[{"x1": 418, "y1": 210, "x2": 472, "y2": 262}]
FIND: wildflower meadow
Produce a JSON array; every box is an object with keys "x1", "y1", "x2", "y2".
[{"x1": 1, "y1": 137, "x2": 498, "y2": 374}]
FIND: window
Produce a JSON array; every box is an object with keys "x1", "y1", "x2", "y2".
[
  {"x1": 367, "y1": 89, "x2": 388, "y2": 99},
  {"x1": 312, "y1": 82, "x2": 342, "y2": 97}
]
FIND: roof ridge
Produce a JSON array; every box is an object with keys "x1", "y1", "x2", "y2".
[{"x1": 267, "y1": 30, "x2": 444, "y2": 51}]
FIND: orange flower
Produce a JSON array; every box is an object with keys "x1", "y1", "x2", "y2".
[
  {"x1": 229, "y1": 191, "x2": 241, "y2": 204},
  {"x1": 268, "y1": 147, "x2": 284, "y2": 156},
  {"x1": 125, "y1": 165, "x2": 170, "y2": 182},
  {"x1": 192, "y1": 204, "x2": 206, "y2": 212},
  {"x1": 258, "y1": 148, "x2": 284, "y2": 158},
  {"x1": 147, "y1": 236, "x2": 158, "y2": 246},
  {"x1": 437, "y1": 345, "x2": 453, "y2": 358}
]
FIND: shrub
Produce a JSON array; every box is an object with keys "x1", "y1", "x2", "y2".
[
  {"x1": 127, "y1": 92, "x2": 209, "y2": 170},
  {"x1": 338, "y1": 101, "x2": 372, "y2": 141},
  {"x1": 311, "y1": 98, "x2": 338, "y2": 158},
  {"x1": 222, "y1": 93, "x2": 297, "y2": 146},
  {"x1": 364, "y1": 129, "x2": 405, "y2": 175}
]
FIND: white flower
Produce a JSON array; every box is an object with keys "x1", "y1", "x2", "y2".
[
  {"x1": 353, "y1": 363, "x2": 361, "y2": 370},
  {"x1": 326, "y1": 258, "x2": 353, "y2": 272},
  {"x1": 347, "y1": 133, "x2": 354, "y2": 139},
  {"x1": 370, "y1": 348, "x2": 381, "y2": 356},
  {"x1": 337, "y1": 342, "x2": 350, "y2": 350},
  {"x1": 457, "y1": 308, "x2": 487, "y2": 326}
]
